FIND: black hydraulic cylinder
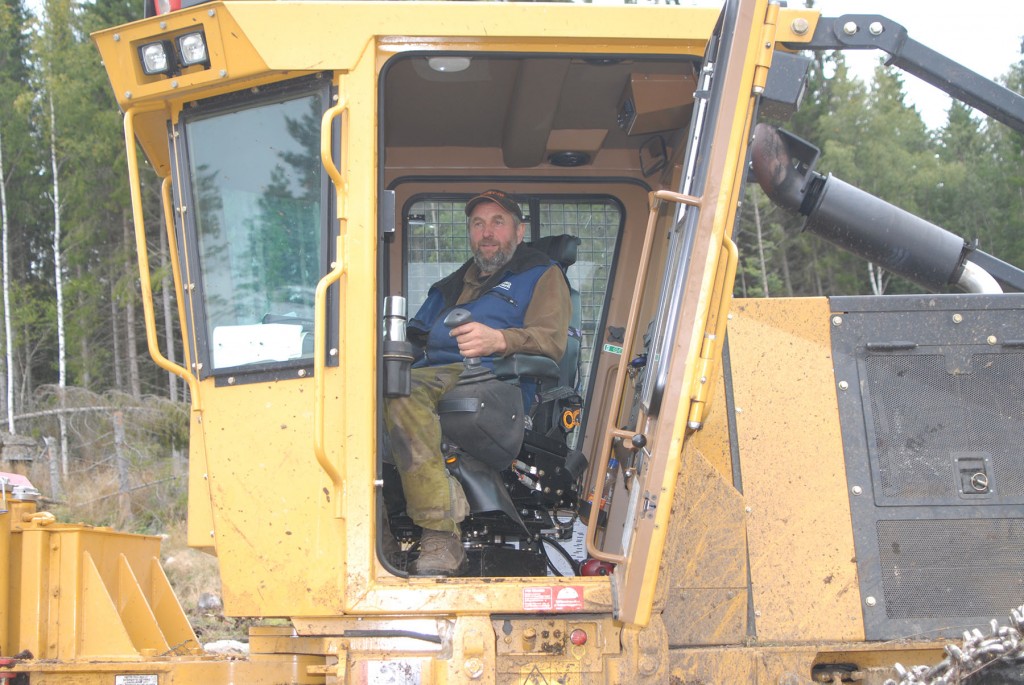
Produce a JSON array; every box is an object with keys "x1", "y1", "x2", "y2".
[
  {"x1": 750, "y1": 124, "x2": 968, "y2": 292},
  {"x1": 803, "y1": 174, "x2": 967, "y2": 291}
]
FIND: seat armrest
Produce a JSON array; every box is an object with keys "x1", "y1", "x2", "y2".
[{"x1": 493, "y1": 354, "x2": 561, "y2": 383}]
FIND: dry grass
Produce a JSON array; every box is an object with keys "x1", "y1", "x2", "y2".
[{"x1": 160, "y1": 521, "x2": 261, "y2": 643}]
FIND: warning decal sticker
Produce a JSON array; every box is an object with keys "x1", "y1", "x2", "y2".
[{"x1": 522, "y1": 585, "x2": 584, "y2": 612}]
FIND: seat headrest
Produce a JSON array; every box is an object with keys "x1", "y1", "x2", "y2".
[{"x1": 528, "y1": 234, "x2": 580, "y2": 269}]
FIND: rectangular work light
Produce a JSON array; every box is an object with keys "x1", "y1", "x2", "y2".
[
  {"x1": 138, "y1": 40, "x2": 174, "y2": 76},
  {"x1": 176, "y1": 31, "x2": 209, "y2": 68}
]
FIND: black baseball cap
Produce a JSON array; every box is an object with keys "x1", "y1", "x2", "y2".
[{"x1": 465, "y1": 189, "x2": 524, "y2": 222}]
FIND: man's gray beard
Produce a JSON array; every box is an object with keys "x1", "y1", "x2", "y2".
[{"x1": 473, "y1": 246, "x2": 514, "y2": 274}]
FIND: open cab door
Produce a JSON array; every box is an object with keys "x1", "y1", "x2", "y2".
[{"x1": 586, "y1": 0, "x2": 774, "y2": 626}]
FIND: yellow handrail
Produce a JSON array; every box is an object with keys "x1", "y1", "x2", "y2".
[
  {"x1": 124, "y1": 108, "x2": 201, "y2": 408},
  {"x1": 686, "y1": 235, "x2": 739, "y2": 428},
  {"x1": 314, "y1": 99, "x2": 349, "y2": 517},
  {"x1": 584, "y1": 190, "x2": 699, "y2": 563},
  {"x1": 159, "y1": 177, "x2": 195, "y2": 393},
  {"x1": 313, "y1": 238, "x2": 346, "y2": 518},
  {"x1": 320, "y1": 98, "x2": 348, "y2": 220}
]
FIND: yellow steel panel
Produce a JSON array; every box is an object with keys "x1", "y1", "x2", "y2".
[
  {"x1": 690, "y1": 366, "x2": 734, "y2": 481},
  {"x1": 93, "y1": 1, "x2": 726, "y2": 113},
  {"x1": 727, "y1": 297, "x2": 864, "y2": 642},
  {"x1": 670, "y1": 646, "x2": 758, "y2": 684},
  {"x1": 185, "y1": 408, "x2": 216, "y2": 553},
  {"x1": 659, "y1": 445, "x2": 748, "y2": 646},
  {"x1": 148, "y1": 557, "x2": 201, "y2": 655},
  {"x1": 79, "y1": 552, "x2": 138, "y2": 657},
  {"x1": 116, "y1": 553, "x2": 170, "y2": 654},
  {"x1": 12, "y1": 526, "x2": 48, "y2": 658},
  {"x1": 194, "y1": 377, "x2": 346, "y2": 617},
  {"x1": 226, "y1": 1, "x2": 719, "y2": 70}
]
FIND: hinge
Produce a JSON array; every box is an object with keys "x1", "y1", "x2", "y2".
[
  {"x1": 753, "y1": 2, "x2": 780, "y2": 95},
  {"x1": 687, "y1": 333, "x2": 718, "y2": 429}
]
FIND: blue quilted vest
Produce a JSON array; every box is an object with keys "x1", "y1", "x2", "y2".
[{"x1": 411, "y1": 251, "x2": 553, "y2": 368}]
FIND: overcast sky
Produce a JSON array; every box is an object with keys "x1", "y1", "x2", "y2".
[{"x1": 812, "y1": 0, "x2": 1024, "y2": 129}]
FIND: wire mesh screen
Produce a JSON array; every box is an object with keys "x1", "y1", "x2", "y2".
[
  {"x1": 538, "y1": 201, "x2": 621, "y2": 398},
  {"x1": 877, "y1": 518, "x2": 1024, "y2": 620},
  {"x1": 405, "y1": 196, "x2": 622, "y2": 402},
  {"x1": 864, "y1": 351, "x2": 1024, "y2": 503}
]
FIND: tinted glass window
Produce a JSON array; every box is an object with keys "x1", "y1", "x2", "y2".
[{"x1": 185, "y1": 90, "x2": 324, "y2": 370}]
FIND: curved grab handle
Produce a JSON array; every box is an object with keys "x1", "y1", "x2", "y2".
[
  {"x1": 314, "y1": 237, "x2": 346, "y2": 517},
  {"x1": 686, "y1": 235, "x2": 739, "y2": 428},
  {"x1": 124, "y1": 108, "x2": 201, "y2": 408},
  {"x1": 320, "y1": 98, "x2": 348, "y2": 219}
]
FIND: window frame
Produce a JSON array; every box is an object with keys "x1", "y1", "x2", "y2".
[{"x1": 170, "y1": 74, "x2": 337, "y2": 384}]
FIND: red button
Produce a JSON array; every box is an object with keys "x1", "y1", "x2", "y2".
[{"x1": 569, "y1": 628, "x2": 588, "y2": 646}]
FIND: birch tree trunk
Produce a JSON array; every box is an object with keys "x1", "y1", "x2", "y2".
[
  {"x1": 0, "y1": 122, "x2": 14, "y2": 433},
  {"x1": 159, "y1": 217, "x2": 178, "y2": 402},
  {"x1": 123, "y1": 212, "x2": 141, "y2": 399},
  {"x1": 868, "y1": 262, "x2": 888, "y2": 296},
  {"x1": 48, "y1": 94, "x2": 69, "y2": 475}
]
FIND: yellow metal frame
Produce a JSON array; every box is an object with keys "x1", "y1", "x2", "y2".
[{"x1": 3, "y1": 497, "x2": 199, "y2": 661}]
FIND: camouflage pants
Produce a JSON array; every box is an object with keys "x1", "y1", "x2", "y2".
[{"x1": 384, "y1": 363, "x2": 470, "y2": 534}]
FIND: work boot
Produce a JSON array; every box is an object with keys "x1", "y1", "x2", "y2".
[
  {"x1": 411, "y1": 529, "x2": 467, "y2": 576},
  {"x1": 379, "y1": 516, "x2": 403, "y2": 567}
]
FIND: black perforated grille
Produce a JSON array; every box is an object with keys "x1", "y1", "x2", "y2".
[
  {"x1": 865, "y1": 352, "x2": 1024, "y2": 503},
  {"x1": 877, "y1": 519, "x2": 1024, "y2": 620}
]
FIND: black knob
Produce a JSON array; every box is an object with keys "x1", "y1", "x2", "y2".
[
  {"x1": 443, "y1": 308, "x2": 473, "y2": 329},
  {"x1": 631, "y1": 434, "x2": 647, "y2": 450}
]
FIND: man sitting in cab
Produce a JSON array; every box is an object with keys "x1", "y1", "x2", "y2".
[{"x1": 386, "y1": 190, "x2": 571, "y2": 576}]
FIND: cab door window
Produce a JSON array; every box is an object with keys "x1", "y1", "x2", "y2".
[{"x1": 178, "y1": 79, "x2": 330, "y2": 374}]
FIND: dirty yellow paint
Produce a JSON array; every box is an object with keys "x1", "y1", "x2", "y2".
[{"x1": 726, "y1": 297, "x2": 864, "y2": 642}]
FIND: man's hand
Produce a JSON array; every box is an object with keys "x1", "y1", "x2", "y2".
[{"x1": 450, "y1": 322, "x2": 508, "y2": 358}]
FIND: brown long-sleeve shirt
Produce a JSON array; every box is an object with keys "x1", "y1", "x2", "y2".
[{"x1": 456, "y1": 262, "x2": 571, "y2": 362}]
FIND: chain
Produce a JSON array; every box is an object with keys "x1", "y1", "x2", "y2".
[{"x1": 885, "y1": 605, "x2": 1024, "y2": 685}]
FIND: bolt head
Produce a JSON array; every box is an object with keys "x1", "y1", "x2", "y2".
[
  {"x1": 843, "y1": 21, "x2": 858, "y2": 36},
  {"x1": 852, "y1": 485, "x2": 863, "y2": 495},
  {"x1": 113, "y1": 33, "x2": 120, "y2": 41},
  {"x1": 791, "y1": 17, "x2": 810, "y2": 35},
  {"x1": 832, "y1": 315, "x2": 843, "y2": 326},
  {"x1": 866, "y1": 596, "x2": 877, "y2": 607},
  {"x1": 838, "y1": 380, "x2": 849, "y2": 391},
  {"x1": 464, "y1": 657, "x2": 484, "y2": 679},
  {"x1": 987, "y1": 335, "x2": 998, "y2": 345},
  {"x1": 869, "y1": 21, "x2": 884, "y2": 35},
  {"x1": 952, "y1": 313, "x2": 963, "y2": 323}
]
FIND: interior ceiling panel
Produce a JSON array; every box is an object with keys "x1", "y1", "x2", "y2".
[{"x1": 383, "y1": 54, "x2": 699, "y2": 155}]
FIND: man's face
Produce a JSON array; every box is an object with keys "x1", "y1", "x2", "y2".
[{"x1": 468, "y1": 201, "x2": 525, "y2": 274}]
